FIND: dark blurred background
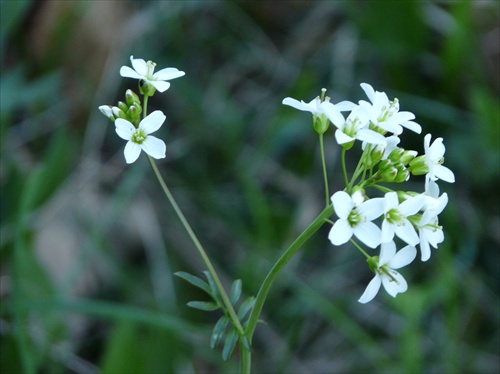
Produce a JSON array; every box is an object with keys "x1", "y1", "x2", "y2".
[{"x1": 1, "y1": 1, "x2": 499, "y2": 373}]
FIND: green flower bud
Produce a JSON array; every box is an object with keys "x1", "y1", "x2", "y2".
[
  {"x1": 368, "y1": 143, "x2": 385, "y2": 166},
  {"x1": 378, "y1": 159, "x2": 392, "y2": 171},
  {"x1": 388, "y1": 147, "x2": 404, "y2": 163},
  {"x1": 118, "y1": 101, "x2": 128, "y2": 113},
  {"x1": 127, "y1": 105, "x2": 141, "y2": 125},
  {"x1": 380, "y1": 167, "x2": 398, "y2": 182},
  {"x1": 313, "y1": 113, "x2": 329, "y2": 135},
  {"x1": 139, "y1": 81, "x2": 156, "y2": 97},
  {"x1": 394, "y1": 165, "x2": 409, "y2": 183},
  {"x1": 409, "y1": 155, "x2": 428, "y2": 175},
  {"x1": 125, "y1": 89, "x2": 141, "y2": 106},
  {"x1": 98, "y1": 105, "x2": 115, "y2": 121},
  {"x1": 342, "y1": 140, "x2": 355, "y2": 151},
  {"x1": 112, "y1": 106, "x2": 127, "y2": 120},
  {"x1": 400, "y1": 150, "x2": 417, "y2": 166}
]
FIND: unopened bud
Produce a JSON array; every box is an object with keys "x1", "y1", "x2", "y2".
[
  {"x1": 380, "y1": 167, "x2": 398, "y2": 182},
  {"x1": 125, "y1": 89, "x2": 141, "y2": 106},
  {"x1": 118, "y1": 101, "x2": 128, "y2": 113},
  {"x1": 394, "y1": 166, "x2": 409, "y2": 183},
  {"x1": 139, "y1": 81, "x2": 156, "y2": 96},
  {"x1": 112, "y1": 106, "x2": 127, "y2": 120},
  {"x1": 409, "y1": 155, "x2": 428, "y2": 175},
  {"x1": 378, "y1": 159, "x2": 392, "y2": 171},
  {"x1": 388, "y1": 148, "x2": 404, "y2": 163},
  {"x1": 400, "y1": 150, "x2": 417, "y2": 165},
  {"x1": 98, "y1": 105, "x2": 115, "y2": 121},
  {"x1": 313, "y1": 113, "x2": 329, "y2": 135}
]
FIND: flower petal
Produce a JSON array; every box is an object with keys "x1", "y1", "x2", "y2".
[
  {"x1": 115, "y1": 119, "x2": 135, "y2": 140},
  {"x1": 379, "y1": 241, "x2": 397, "y2": 265},
  {"x1": 358, "y1": 274, "x2": 381, "y2": 304},
  {"x1": 394, "y1": 219, "x2": 420, "y2": 246},
  {"x1": 381, "y1": 270, "x2": 407, "y2": 297},
  {"x1": 328, "y1": 219, "x2": 353, "y2": 246},
  {"x1": 381, "y1": 219, "x2": 395, "y2": 243},
  {"x1": 130, "y1": 57, "x2": 148, "y2": 76},
  {"x1": 282, "y1": 98, "x2": 312, "y2": 112},
  {"x1": 120, "y1": 66, "x2": 144, "y2": 80},
  {"x1": 331, "y1": 191, "x2": 353, "y2": 219},
  {"x1": 335, "y1": 100, "x2": 357, "y2": 111},
  {"x1": 401, "y1": 120, "x2": 421, "y2": 134},
  {"x1": 353, "y1": 222, "x2": 381, "y2": 248},
  {"x1": 124, "y1": 141, "x2": 142, "y2": 164},
  {"x1": 388, "y1": 244, "x2": 416, "y2": 269},
  {"x1": 434, "y1": 165, "x2": 455, "y2": 183},
  {"x1": 153, "y1": 67, "x2": 185, "y2": 80},
  {"x1": 150, "y1": 80, "x2": 171, "y2": 93},
  {"x1": 360, "y1": 83, "x2": 375, "y2": 103},
  {"x1": 321, "y1": 102, "x2": 345, "y2": 129},
  {"x1": 357, "y1": 129, "x2": 386, "y2": 145},
  {"x1": 141, "y1": 136, "x2": 166, "y2": 159},
  {"x1": 335, "y1": 129, "x2": 355, "y2": 144},
  {"x1": 419, "y1": 230, "x2": 431, "y2": 262},
  {"x1": 140, "y1": 110, "x2": 166, "y2": 134},
  {"x1": 359, "y1": 197, "x2": 384, "y2": 221},
  {"x1": 399, "y1": 195, "x2": 425, "y2": 216}
]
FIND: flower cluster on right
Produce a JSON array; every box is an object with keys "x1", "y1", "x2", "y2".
[{"x1": 283, "y1": 83, "x2": 455, "y2": 303}]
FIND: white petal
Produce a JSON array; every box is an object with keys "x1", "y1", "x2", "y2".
[
  {"x1": 384, "y1": 192, "x2": 399, "y2": 212},
  {"x1": 335, "y1": 100, "x2": 357, "y2": 111},
  {"x1": 115, "y1": 119, "x2": 135, "y2": 140},
  {"x1": 131, "y1": 57, "x2": 148, "y2": 76},
  {"x1": 331, "y1": 191, "x2": 353, "y2": 219},
  {"x1": 381, "y1": 270, "x2": 407, "y2": 297},
  {"x1": 353, "y1": 222, "x2": 381, "y2": 248},
  {"x1": 392, "y1": 111, "x2": 415, "y2": 122},
  {"x1": 141, "y1": 136, "x2": 166, "y2": 159},
  {"x1": 335, "y1": 130, "x2": 355, "y2": 144},
  {"x1": 388, "y1": 244, "x2": 416, "y2": 269},
  {"x1": 139, "y1": 110, "x2": 166, "y2": 134},
  {"x1": 328, "y1": 219, "x2": 353, "y2": 246},
  {"x1": 426, "y1": 228, "x2": 444, "y2": 248},
  {"x1": 360, "y1": 83, "x2": 375, "y2": 103},
  {"x1": 124, "y1": 141, "x2": 142, "y2": 164},
  {"x1": 321, "y1": 102, "x2": 345, "y2": 129},
  {"x1": 419, "y1": 231, "x2": 431, "y2": 262},
  {"x1": 381, "y1": 219, "x2": 395, "y2": 243},
  {"x1": 358, "y1": 197, "x2": 384, "y2": 221},
  {"x1": 399, "y1": 195, "x2": 425, "y2": 216},
  {"x1": 150, "y1": 80, "x2": 171, "y2": 93},
  {"x1": 394, "y1": 219, "x2": 420, "y2": 246},
  {"x1": 120, "y1": 66, "x2": 144, "y2": 80},
  {"x1": 379, "y1": 241, "x2": 397, "y2": 265},
  {"x1": 429, "y1": 137, "x2": 445, "y2": 159},
  {"x1": 434, "y1": 165, "x2": 455, "y2": 183},
  {"x1": 358, "y1": 275, "x2": 382, "y2": 304},
  {"x1": 356, "y1": 129, "x2": 386, "y2": 145},
  {"x1": 401, "y1": 120, "x2": 421, "y2": 134},
  {"x1": 99, "y1": 105, "x2": 113, "y2": 117},
  {"x1": 282, "y1": 97, "x2": 312, "y2": 112},
  {"x1": 153, "y1": 67, "x2": 185, "y2": 80}
]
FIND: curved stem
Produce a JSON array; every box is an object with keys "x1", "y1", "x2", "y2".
[
  {"x1": 147, "y1": 156, "x2": 245, "y2": 335},
  {"x1": 319, "y1": 134, "x2": 330, "y2": 207},
  {"x1": 244, "y1": 204, "x2": 334, "y2": 342}
]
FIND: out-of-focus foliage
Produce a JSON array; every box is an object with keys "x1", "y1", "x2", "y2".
[{"x1": 1, "y1": 1, "x2": 498, "y2": 373}]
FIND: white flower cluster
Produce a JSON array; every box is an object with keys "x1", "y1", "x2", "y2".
[
  {"x1": 99, "y1": 56, "x2": 185, "y2": 163},
  {"x1": 283, "y1": 83, "x2": 455, "y2": 303}
]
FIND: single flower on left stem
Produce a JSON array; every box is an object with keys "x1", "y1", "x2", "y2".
[{"x1": 115, "y1": 110, "x2": 167, "y2": 164}]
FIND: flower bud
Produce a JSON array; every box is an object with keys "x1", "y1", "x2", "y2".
[
  {"x1": 312, "y1": 113, "x2": 329, "y2": 135},
  {"x1": 369, "y1": 143, "x2": 385, "y2": 166},
  {"x1": 127, "y1": 104, "x2": 142, "y2": 125},
  {"x1": 380, "y1": 167, "x2": 398, "y2": 182},
  {"x1": 98, "y1": 105, "x2": 115, "y2": 121},
  {"x1": 400, "y1": 150, "x2": 417, "y2": 165},
  {"x1": 388, "y1": 147, "x2": 404, "y2": 163},
  {"x1": 394, "y1": 165, "x2": 410, "y2": 183},
  {"x1": 351, "y1": 187, "x2": 366, "y2": 206},
  {"x1": 125, "y1": 89, "x2": 141, "y2": 106},
  {"x1": 118, "y1": 101, "x2": 128, "y2": 113},
  {"x1": 409, "y1": 155, "x2": 428, "y2": 175},
  {"x1": 378, "y1": 159, "x2": 392, "y2": 171},
  {"x1": 139, "y1": 81, "x2": 156, "y2": 96},
  {"x1": 112, "y1": 106, "x2": 127, "y2": 120}
]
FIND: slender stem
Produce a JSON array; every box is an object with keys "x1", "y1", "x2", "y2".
[
  {"x1": 143, "y1": 94, "x2": 149, "y2": 119},
  {"x1": 350, "y1": 239, "x2": 371, "y2": 259},
  {"x1": 240, "y1": 341, "x2": 251, "y2": 373},
  {"x1": 319, "y1": 133, "x2": 329, "y2": 206},
  {"x1": 147, "y1": 156, "x2": 245, "y2": 335},
  {"x1": 244, "y1": 204, "x2": 334, "y2": 342},
  {"x1": 341, "y1": 148, "x2": 349, "y2": 190}
]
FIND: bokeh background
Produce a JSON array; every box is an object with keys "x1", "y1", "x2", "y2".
[{"x1": 1, "y1": 1, "x2": 499, "y2": 373}]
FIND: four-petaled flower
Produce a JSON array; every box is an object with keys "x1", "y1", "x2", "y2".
[
  {"x1": 120, "y1": 56, "x2": 185, "y2": 93},
  {"x1": 358, "y1": 241, "x2": 416, "y2": 303},
  {"x1": 381, "y1": 192, "x2": 424, "y2": 246},
  {"x1": 115, "y1": 110, "x2": 167, "y2": 164},
  {"x1": 359, "y1": 82, "x2": 421, "y2": 135},
  {"x1": 423, "y1": 133, "x2": 455, "y2": 185},
  {"x1": 329, "y1": 191, "x2": 384, "y2": 248}
]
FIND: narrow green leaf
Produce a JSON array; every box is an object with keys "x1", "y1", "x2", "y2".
[
  {"x1": 222, "y1": 328, "x2": 238, "y2": 362},
  {"x1": 186, "y1": 301, "x2": 220, "y2": 312},
  {"x1": 237, "y1": 296, "x2": 255, "y2": 320},
  {"x1": 241, "y1": 335, "x2": 252, "y2": 352},
  {"x1": 174, "y1": 271, "x2": 211, "y2": 295},
  {"x1": 230, "y1": 279, "x2": 242, "y2": 306},
  {"x1": 203, "y1": 271, "x2": 222, "y2": 304},
  {"x1": 210, "y1": 316, "x2": 230, "y2": 349}
]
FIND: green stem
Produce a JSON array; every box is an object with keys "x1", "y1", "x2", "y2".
[
  {"x1": 147, "y1": 156, "x2": 245, "y2": 336},
  {"x1": 244, "y1": 204, "x2": 334, "y2": 343},
  {"x1": 350, "y1": 239, "x2": 371, "y2": 259},
  {"x1": 240, "y1": 341, "x2": 251, "y2": 373},
  {"x1": 319, "y1": 133, "x2": 330, "y2": 206},
  {"x1": 143, "y1": 94, "x2": 149, "y2": 119},
  {"x1": 341, "y1": 148, "x2": 349, "y2": 190}
]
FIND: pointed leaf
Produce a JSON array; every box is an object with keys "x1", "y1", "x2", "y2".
[
  {"x1": 210, "y1": 316, "x2": 230, "y2": 349},
  {"x1": 237, "y1": 296, "x2": 256, "y2": 320},
  {"x1": 222, "y1": 328, "x2": 238, "y2": 362},
  {"x1": 186, "y1": 301, "x2": 220, "y2": 312},
  {"x1": 241, "y1": 335, "x2": 252, "y2": 352},
  {"x1": 174, "y1": 272, "x2": 211, "y2": 295},
  {"x1": 230, "y1": 279, "x2": 242, "y2": 306}
]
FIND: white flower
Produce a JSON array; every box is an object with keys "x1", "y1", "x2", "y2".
[
  {"x1": 120, "y1": 56, "x2": 185, "y2": 93},
  {"x1": 329, "y1": 191, "x2": 384, "y2": 248},
  {"x1": 424, "y1": 134, "x2": 455, "y2": 184},
  {"x1": 282, "y1": 96, "x2": 356, "y2": 114},
  {"x1": 115, "y1": 110, "x2": 167, "y2": 164},
  {"x1": 381, "y1": 192, "x2": 424, "y2": 246},
  {"x1": 418, "y1": 189, "x2": 448, "y2": 261},
  {"x1": 321, "y1": 102, "x2": 386, "y2": 146},
  {"x1": 358, "y1": 83, "x2": 421, "y2": 135},
  {"x1": 358, "y1": 241, "x2": 417, "y2": 303}
]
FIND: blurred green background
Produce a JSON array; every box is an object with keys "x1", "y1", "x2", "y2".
[{"x1": 1, "y1": 1, "x2": 499, "y2": 373}]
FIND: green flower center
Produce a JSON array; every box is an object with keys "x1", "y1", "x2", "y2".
[
  {"x1": 347, "y1": 209, "x2": 365, "y2": 227},
  {"x1": 146, "y1": 60, "x2": 156, "y2": 80},
  {"x1": 131, "y1": 129, "x2": 147, "y2": 144},
  {"x1": 378, "y1": 98, "x2": 399, "y2": 122},
  {"x1": 385, "y1": 208, "x2": 405, "y2": 225}
]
